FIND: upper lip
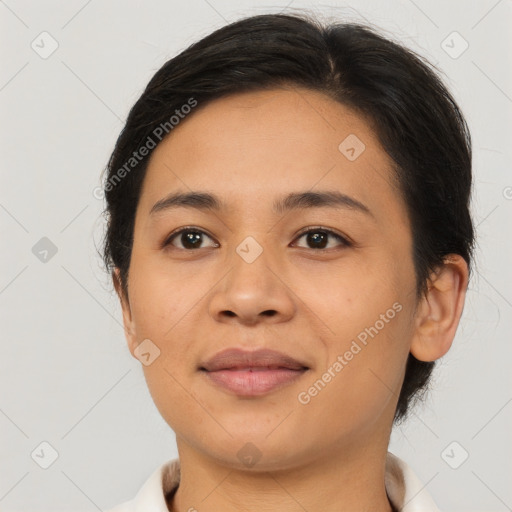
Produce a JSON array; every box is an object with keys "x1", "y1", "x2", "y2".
[{"x1": 199, "y1": 348, "x2": 309, "y2": 372}]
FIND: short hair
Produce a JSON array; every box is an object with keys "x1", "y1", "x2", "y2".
[{"x1": 100, "y1": 12, "x2": 475, "y2": 423}]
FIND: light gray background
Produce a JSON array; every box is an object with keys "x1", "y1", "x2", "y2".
[{"x1": 1, "y1": 1, "x2": 511, "y2": 511}]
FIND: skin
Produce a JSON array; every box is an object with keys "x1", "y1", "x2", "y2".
[{"x1": 114, "y1": 86, "x2": 468, "y2": 512}]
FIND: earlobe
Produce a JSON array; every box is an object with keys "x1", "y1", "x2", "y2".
[
  {"x1": 112, "y1": 268, "x2": 137, "y2": 356},
  {"x1": 410, "y1": 255, "x2": 469, "y2": 362}
]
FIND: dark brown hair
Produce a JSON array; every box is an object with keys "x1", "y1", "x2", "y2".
[{"x1": 100, "y1": 12, "x2": 474, "y2": 423}]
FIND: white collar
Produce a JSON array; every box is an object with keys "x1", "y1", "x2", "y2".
[{"x1": 106, "y1": 452, "x2": 441, "y2": 512}]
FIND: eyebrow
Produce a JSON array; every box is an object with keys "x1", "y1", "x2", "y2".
[{"x1": 149, "y1": 190, "x2": 373, "y2": 218}]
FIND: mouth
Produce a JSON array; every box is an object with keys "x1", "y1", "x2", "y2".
[{"x1": 199, "y1": 348, "x2": 310, "y2": 397}]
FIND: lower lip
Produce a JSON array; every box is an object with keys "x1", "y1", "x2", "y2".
[{"x1": 201, "y1": 368, "x2": 308, "y2": 396}]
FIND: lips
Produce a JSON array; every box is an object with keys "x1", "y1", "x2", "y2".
[
  {"x1": 199, "y1": 348, "x2": 309, "y2": 372},
  {"x1": 199, "y1": 348, "x2": 309, "y2": 396}
]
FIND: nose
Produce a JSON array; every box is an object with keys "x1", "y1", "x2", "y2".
[{"x1": 207, "y1": 244, "x2": 296, "y2": 326}]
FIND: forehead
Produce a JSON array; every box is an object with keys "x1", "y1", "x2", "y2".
[{"x1": 138, "y1": 87, "x2": 405, "y2": 222}]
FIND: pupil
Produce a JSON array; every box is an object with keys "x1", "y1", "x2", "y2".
[
  {"x1": 308, "y1": 232, "x2": 327, "y2": 249},
  {"x1": 178, "y1": 231, "x2": 329, "y2": 250},
  {"x1": 183, "y1": 231, "x2": 202, "y2": 249}
]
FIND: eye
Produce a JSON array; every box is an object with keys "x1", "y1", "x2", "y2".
[
  {"x1": 162, "y1": 226, "x2": 351, "y2": 251},
  {"x1": 163, "y1": 227, "x2": 218, "y2": 250},
  {"x1": 292, "y1": 227, "x2": 351, "y2": 250}
]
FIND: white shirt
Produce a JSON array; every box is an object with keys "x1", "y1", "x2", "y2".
[{"x1": 106, "y1": 452, "x2": 440, "y2": 512}]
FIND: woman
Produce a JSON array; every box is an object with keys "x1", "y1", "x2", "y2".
[{"x1": 102, "y1": 12, "x2": 474, "y2": 512}]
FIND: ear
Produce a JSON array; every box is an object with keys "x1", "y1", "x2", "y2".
[
  {"x1": 410, "y1": 254, "x2": 469, "y2": 362},
  {"x1": 113, "y1": 268, "x2": 137, "y2": 357}
]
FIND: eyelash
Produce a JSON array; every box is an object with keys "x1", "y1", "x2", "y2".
[{"x1": 162, "y1": 226, "x2": 352, "y2": 251}]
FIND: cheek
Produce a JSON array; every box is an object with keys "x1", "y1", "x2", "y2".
[
  {"x1": 296, "y1": 261, "x2": 411, "y2": 412},
  {"x1": 291, "y1": 256, "x2": 404, "y2": 335},
  {"x1": 296, "y1": 312, "x2": 410, "y2": 444},
  {"x1": 141, "y1": 359, "x2": 202, "y2": 444},
  {"x1": 127, "y1": 255, "x2": 208, "y2": 369},
  {"x1": 128, "y1": 255, "x2": 199, "y2": 338}
]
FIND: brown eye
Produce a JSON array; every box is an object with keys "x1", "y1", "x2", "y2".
[
  {"x1": 293, "y1": 228, "x2": 351, "y2": 250},
  {"x1": 162, "y1": 226, "x2": 351, "y2": 251},
  {"x1": 164, "y1": 228, "x2": 218, "y2": 250}
]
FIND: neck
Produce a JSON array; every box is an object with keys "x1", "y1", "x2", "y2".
[{"x1": 168, "y1": 438, "x2": 395, "y2": 512}]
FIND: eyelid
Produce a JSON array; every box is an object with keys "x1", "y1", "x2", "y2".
[
  {"x1": 162, "y1": 225, "x2": 353, "y2": 250},
  {"x1": 292, "y1": 226, "x2": 352, "y2": 248},
  {"x1": 162, "y1": 225, "x2": 218, "y2": 249}
]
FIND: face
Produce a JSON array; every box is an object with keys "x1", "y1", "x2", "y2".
[{"x1": 117, "y1": 87, "x2": 422, "y2": 470}]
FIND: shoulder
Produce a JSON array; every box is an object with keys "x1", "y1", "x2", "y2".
[
  {"x1": 104, "y1": 459, "x2": 180, "y2": 512},
  {"x1": 386, "y1": 452, "x2": 442, "y2": 511},
  {"x1": 104, "y1": 500, "x2": 133, "y2": 512},
  {"x1": 105, "y1": 454, "x2": 440, "y2": 512}
]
